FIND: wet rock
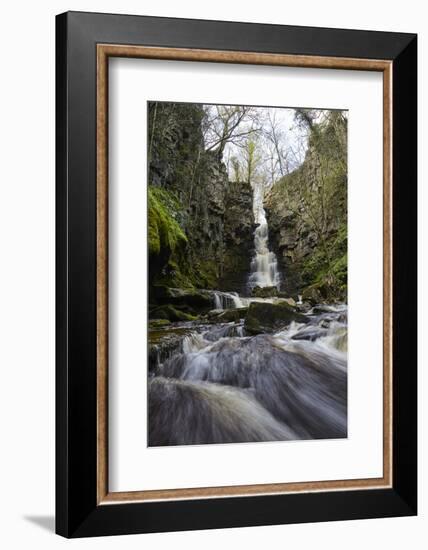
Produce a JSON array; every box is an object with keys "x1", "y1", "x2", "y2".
[
  {"x1": 251, "y1": 285, "x2": 278, "y2": 298},
  {"x1": 312, "y1": 305, "x2": 335, "y2": 314},
  {"x1": 148, "y1": 326, "x2": 193, "y2": 371},
  {"x1": 207, "y1": 308, "x2": 224, "y2": 318},
  {"x1": 277, "y1": 297, "x2": 297, "y2": 307},
  {"x1": 295, "y1": 301, "x2": 312, "y2": 313},
  {"x1": 210, "y1": 307, "x2": 248, "y2": 323},
  {"x1": 301, "y1": 284, "x2": 324, "y2": 305},
  {"x1": 244, "y1": 302, "x2": 308, "y2": 335},
  {"x1": 291, "y1": 326, "x2": 328, "y2": 341},
  {"x1": 150, "y1": 304, "x2": 197, "y2": 322},
  {"x1": 153, "y1": 286, "x2": 213, "y2": 311},
  {"x1": 149, "y1": 319, "x2": 171, "y2": 328}
]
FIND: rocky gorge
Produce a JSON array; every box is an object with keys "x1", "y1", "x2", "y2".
[{"x1": 147, "y1": 102, "x2": 348, "y2": 446}]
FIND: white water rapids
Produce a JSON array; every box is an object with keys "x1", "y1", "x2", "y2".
[
  {"x1": 148, "y1": 184, "x2": 347, "y2": 446},
  {"x1": 149, "y1": 304, "x2": 347, "y2": 446},
  {"x1": 248, "y1": 181, "x2": 281, "y2": 290}
]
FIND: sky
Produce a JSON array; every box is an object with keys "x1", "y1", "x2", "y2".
[{"x1": 203, "y1": 105, "x2": 310, "y2": 186}]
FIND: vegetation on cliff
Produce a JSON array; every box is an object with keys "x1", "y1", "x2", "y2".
[
  {"x1": 148, "y1": 187, "x2": 187, "y2": 257},
  {"x1": 264, "y1": 110, "x2": 348, "y2": 301},
  {"x1": 148, "y1": 102, "x2": 256, "y2": 295}
]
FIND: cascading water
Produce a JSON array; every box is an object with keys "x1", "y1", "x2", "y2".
[
  {"x1": 212, "y1": 290, "x2": 244, "y2": 310},
  {"x1": 148, "y1": 305, "x2": 348, "y2": 446},
  {"x1": 147, "y1": 180, "x2": 347, "y2": 447},
  {"x1": 248, "y1": 181, "x2": 281, "y2": 290}
]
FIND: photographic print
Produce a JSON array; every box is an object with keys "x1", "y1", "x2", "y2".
[{"x1": 148, "y1": 101, "x2": 348, "y2": 447}]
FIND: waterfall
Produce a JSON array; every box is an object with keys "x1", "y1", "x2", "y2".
[
  {"x1": 248, "y1": 181, "x2": 281, "y2": 290},
  {"x1": 212, "y1": 290, "x2": 244, "y2": 310}
]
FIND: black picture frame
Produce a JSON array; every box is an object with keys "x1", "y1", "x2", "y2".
[{"x1": 56, "y1": 10, "x2": 417, "y2": 538}]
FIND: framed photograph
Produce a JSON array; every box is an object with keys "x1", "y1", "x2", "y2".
[{"x1": 56, "y1": 11, "x2": 417, "y2": 537}]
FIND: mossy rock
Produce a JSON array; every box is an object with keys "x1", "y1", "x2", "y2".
[
  {"x1": 149, "y1": 319, "x2": 171, "y2": 328},
  {"x1": 148, "y1": 326, "x2": 193, "y2": 372},
  {"x1": 210, "y1": 307, "x2": 248, "y2": 323},
  {"x1": 152, "y1": 286, "x2": 213, "y2": 311},
  {"x1": 148, "y1": 187, "x2": 187, "y2": 257},
  {"x1": 301, "y1": 284, "x2": 324, "y2": 305},
  {"x1": 251, "y1": 286, "x2": 278, "y2": 298},
  {"x1": 301, "y1": 279, "x2": 345, "y2": 304},
  {"x1": 244, "y1": 302, "x2": 308, "y2": 335},
  {"x1": 150, "y1": 304, "x2": 197, "y2": 322},
  {"x1": 277, "y1": 296, "x2": 297, "y2": 307}
]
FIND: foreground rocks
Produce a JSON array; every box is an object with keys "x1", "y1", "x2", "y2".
[
  {"x1": 148, "y1": 326, "x2": 193, "y2": 371},
  {"x1": 244, "y1": 302, "x2": 308, "y2": 335},
  {"x1": 207, "y1": 307, "x2": 248, "y2": 323}
]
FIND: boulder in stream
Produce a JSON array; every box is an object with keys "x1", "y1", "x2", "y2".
[
  {"x1": 244, "y1": 301, "x2": 308, "y2": 335},
  {"x1": 209, "y1": 307, "x2": 248, "y2": 323},
  {"x1": 251, "y1": 285, "x2": 278, "y2": 298}
]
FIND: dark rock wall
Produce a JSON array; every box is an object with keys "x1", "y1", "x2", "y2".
[
  {"x1": 148, "y1": 102, "x2": 255, "y2": 293},
  {"x1": 220, "y1": 181, "x2": 256, "y2": 294}
]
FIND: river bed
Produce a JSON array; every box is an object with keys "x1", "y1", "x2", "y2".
[{"x1": 148, "y1": 300, "x2": 347, "y2": 447}]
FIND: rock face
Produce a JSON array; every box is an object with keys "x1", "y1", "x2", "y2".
[
  {"x1": 148, "y1": 102, "x2": 255, "y2": 295},
  {"x1": 244, "y1": 302, "x2": 308, "y2": 335},
  {"x1": 219, "y1": 181, "x2": 256, "y2": 294},
  {"x1": 264, "y1": 112, "x2": 347, "y2": 302}
]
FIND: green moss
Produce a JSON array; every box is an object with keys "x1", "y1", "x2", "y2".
[
  {"x1": 149, "y1": 319, "x2": 171, "y2": 328},
  {"x1": 299, "y1": 218, "x2": 347, "y2": 301},
  {"x1": 155, "y1": 258, "x2": 194, "y2": 289},
  {"x1": 148, "y1": 186, "x2": 187, "y2": 257},
  {"x1": 155, "y1": 257, "x2": 219, "y2": 290},
  {"x1": 150, "y1": 304, "x2": 197, "y2": 322},
  {"x1": 267, "y1": 112, "x2": 347, "y2": 302},
  {"x1": 331, "y1": 252, "x2": 347, "y2": 283},
  {"x1": 147, "y1": 186, "x2": 223, "y2": 290},
  {"x1": 193, "y1": 259, "x2": 219, "y2": 289}
]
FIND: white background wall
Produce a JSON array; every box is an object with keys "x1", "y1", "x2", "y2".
[{"x1": 0, "y1": 1, "x2": 424, "y2": 548}]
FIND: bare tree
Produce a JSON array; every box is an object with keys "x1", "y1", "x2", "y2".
[
  {"x1": 202, "y1": 105, "x2": 261, "y2": 159},
  {"x1": 263, "y1": 110, "x2": 288, "y2": 178}
]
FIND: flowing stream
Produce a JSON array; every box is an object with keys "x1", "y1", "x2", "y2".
[
  {"x1": 149, "y1": 182, "x2": 347, "y2": 447},
  {"x1": 149, "y1": 303, "x2": 347, "y2": 446},
  {"x1": 248, "y1": 180, "x2": 281, "y2": 290}
]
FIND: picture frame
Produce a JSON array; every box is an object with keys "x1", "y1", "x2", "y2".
[{"x1": 56, "y1": 11, "x2": 417, "y2": 538}]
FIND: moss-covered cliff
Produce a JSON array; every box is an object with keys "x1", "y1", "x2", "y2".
[
  {"x1": 264, "y1": 111, "x2": 347, "y2": 302},
  {"x1": 148, "y1": 102, "x2": 255, "y2": 294}
]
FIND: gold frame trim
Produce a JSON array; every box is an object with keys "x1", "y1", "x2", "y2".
[{"x1": 96, "y1": 44, "x2": 393, "y2": 505}]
